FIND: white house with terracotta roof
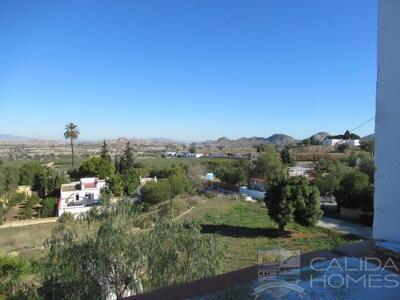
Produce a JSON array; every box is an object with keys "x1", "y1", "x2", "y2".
[{"x1": 58, "y1": 177, "x2": 107, "y2": 218}]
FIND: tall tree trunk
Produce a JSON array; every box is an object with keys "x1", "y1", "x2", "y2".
[{"x1": 71, "y1": 137, "x2": 74, "y2": 169}]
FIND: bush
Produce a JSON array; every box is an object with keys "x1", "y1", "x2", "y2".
[
  {"x1": 291, "y1": 177, "x2": 323, "y2": 226},
  {"x1": 79, "y1": 156, "x2": 115, "y2": 179},
  {"x1": 265, "y1": 177, "x2": 323, "y2": 232},
  {"x1": 336, "y1": 170, "x2": 373, "y2": 210},
  {"x1": 40, "y1": 197, "x2": 58, "y2": 217},
  {"x1": 107, "y1": 174, "x2": 123, "y2": 197},
  {"x1": 264, "y1": 181, "x2": 295, "y2": 232},
  {"x1": 122, "y1": 168, "x2": 140, "y2": 197},
  {"x1": 141, "y1": 180, "x2": 172, "y2": 205},
  {"x1": 58, "y1": 212, "x2": 74, "y2": 223},
  {"x1": 0, "y1": 255, "x2": 32, "y2": 297},
  {"x1": 171, "y1": 197, "x2": 189, "y2": 216}
]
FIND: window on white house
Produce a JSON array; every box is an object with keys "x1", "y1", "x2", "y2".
[{"x1": 85, "y1": 193, "x2": 94, "y2": 199}]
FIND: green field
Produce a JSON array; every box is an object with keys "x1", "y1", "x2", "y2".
[
  {"x1": 0, "y1": 195, "x2": 359, "y2": 274},
  {"x1": 182, "y1": 196, "x2": 359, "y2": 272},
  {"x1": 0, "y1": 223, "x2": 57, "y2": 258}
]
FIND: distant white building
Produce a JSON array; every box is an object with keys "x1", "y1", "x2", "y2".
[
  {"x1": 162, "y1": 151, "x2": 176, "y2": 158},
  {"x1": 58, "y1": 177, "x2": 107, "y2": 218},
  {"x1": 322, "y1": 138, "x2": 343, "y2": 146},
  {"x1": 288, "y1": 165, "x2": 314, "y2": 178},
  {"x1": 322, "y1": 138, "x2": 360, "y2": 147},
  {"x1": 345, "y1": 139, "x2": 361, "y2": 147}
]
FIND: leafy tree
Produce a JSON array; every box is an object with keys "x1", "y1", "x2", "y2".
[
  {"x1": 19, "y1": 163, "x2": 45, "y2": 186},
  {"x1": 145, "y1": 219, "x2": 224, "y2": 290},
  {"x1": 264, "y1": 180, "x2": 295, "y2": 233},
  {"x1": 32, "y1": 168, "x2": 66, "y2": 198},
  {"x1": 107, "y1": 174, "x2": 123, "y2": 197},
  {"x1": 290, "y1": 177, "x2": 322, "y2": 226},
  {"x1": 141, "y1": 180, "x2": 172, "y2": 205},
  {"x1": 357, "y1": 153, "x2": 375, "y2": 182},
  {"x1": 360, "y1": 140, "x2": 375, "y2": 154},
  {"x1": 100, "y1": 140, "x2": 111, "y2": 162},
  {"x1": 32, "y1": 169, "x2": 49, "y2": 198},
  {"x1": 169, "y1": 172, "x2": 191, "y2": 197},
  {"x1": 100, "y1": 187, "x2": 113, "y2": 202},
  {"x1": 41, "y1": 197, "x2": 58, "y2": 217},
  {"x1": 64, "y1": 122, "x2": 80, "y2": 169},
  {"x1": 6, "y1": 192, "x2": 26, "y2": 209},
  {"x1": 253, "y1": 146, "x2": 285, "y2": 182},
  {"x1": 119, "y1": 142, "x2": 135, "y2": 174},
  {"x1": 20, "y1": 195, "x2": 41, "y2": 220},
  {"x1": 188, "y1": 143, "x2": 196, "y2": 154},
  {"x1": 122, "y1": 168, "x2": 140, "y2": 197},
  {"x1": 314, "y1": 161, "x2": 353, "y2": 195},
  {"x1": 219, "y1": 167, "x2": 247, "y2": 186},
  {"x1": 41, "y1": 202, "x2": 224, "y2": 299},
  {"x1": 344, "y1": 130, "x2": 351, "y2": 139},
  {"x1": 78, "y1": 156, "x2": 115, "y2": 179},
  {"x1": 0, "y1": 166, "x2": 19, "y2": 196},
  {"x1": 336, "y1": 170, "x2": 373, "y2": 211},
  {"x1": 280, "y1": 146, "x2": 294, "y2": 165}
]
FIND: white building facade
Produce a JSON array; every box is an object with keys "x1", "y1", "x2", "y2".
[
  {"x1": 373, "y1": 0, "x2": 400, "y2": 243},
  {"x1": 58, "y1": 177, "x2": 107, "y2": 218}
]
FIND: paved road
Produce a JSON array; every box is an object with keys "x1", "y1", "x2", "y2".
[{"x1": 317, "y1": 216, "x2": 372, "y2": 240}]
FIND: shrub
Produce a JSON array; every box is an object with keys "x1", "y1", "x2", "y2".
[
  {"x1": 291, "y1": 177, "x2": 323, "y2": 226},
  {"x1": 58, "y1": 212, "x2": 74, "y2": 223},
  {"x1": 40, "y1": 197, "x2": 58, "y2": 217},
  {"x1": 141, "y1": 181, "x2": 172, "y2": 205},
  {"x1": 264, "y1": 180, "x2": 295, "y2": 232},
  {"x1": 122, "y1": 168, "x2": 140, "y2": 197},
  {"x1": 336, "y1": 170, "x2": 373, "y2": 210},
  {"x1": 78, "y1": 156, "x2": 115, "y2": 179},
  {"x1": 171, "y1": 197, "x2": 189, "y2": 216},
  {"x1": 0, "y1": 255, "x2": 32, "y2": 297}
]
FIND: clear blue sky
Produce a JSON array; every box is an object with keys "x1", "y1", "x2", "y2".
[{"x1": 0, "y1": 0, "x2": 377, "y2": 141}]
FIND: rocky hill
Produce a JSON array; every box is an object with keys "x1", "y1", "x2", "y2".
[
  {"x1": 362, "y1": 133, "x2": 375, "y2": 141},
  {"x1": 309, "y1": 132, "x2": 330, "y2": 142},
  {"x1": 201, "y1": 134, "x2": 296, "y2": 148}
]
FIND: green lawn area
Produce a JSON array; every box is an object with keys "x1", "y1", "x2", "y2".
[
  {"x1": 0, "y1": 223, "x2": 57, "y2": 258},
  {"x1": 182, "y1": 196, "x2": 360, "y2": 272},
  {"x1": 0, "y1": 195, "x2": 359, "y2": 274}
]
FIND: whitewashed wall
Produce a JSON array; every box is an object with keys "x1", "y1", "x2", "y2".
[{"x1": 373, "y1": 0, "x2": 400, "y2": 243}]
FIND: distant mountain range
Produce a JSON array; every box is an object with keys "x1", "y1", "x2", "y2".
[
  {"x1": 0, "y1": 132, "x2": 375, "y2": 146},
  {"x1": 0, "y1": 134, "x2": 32, "y2": 142}
]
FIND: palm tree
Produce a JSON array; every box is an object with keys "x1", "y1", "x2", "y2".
[{"x1": 64, "y1": 122, "x2": 80, "y2": 169}]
